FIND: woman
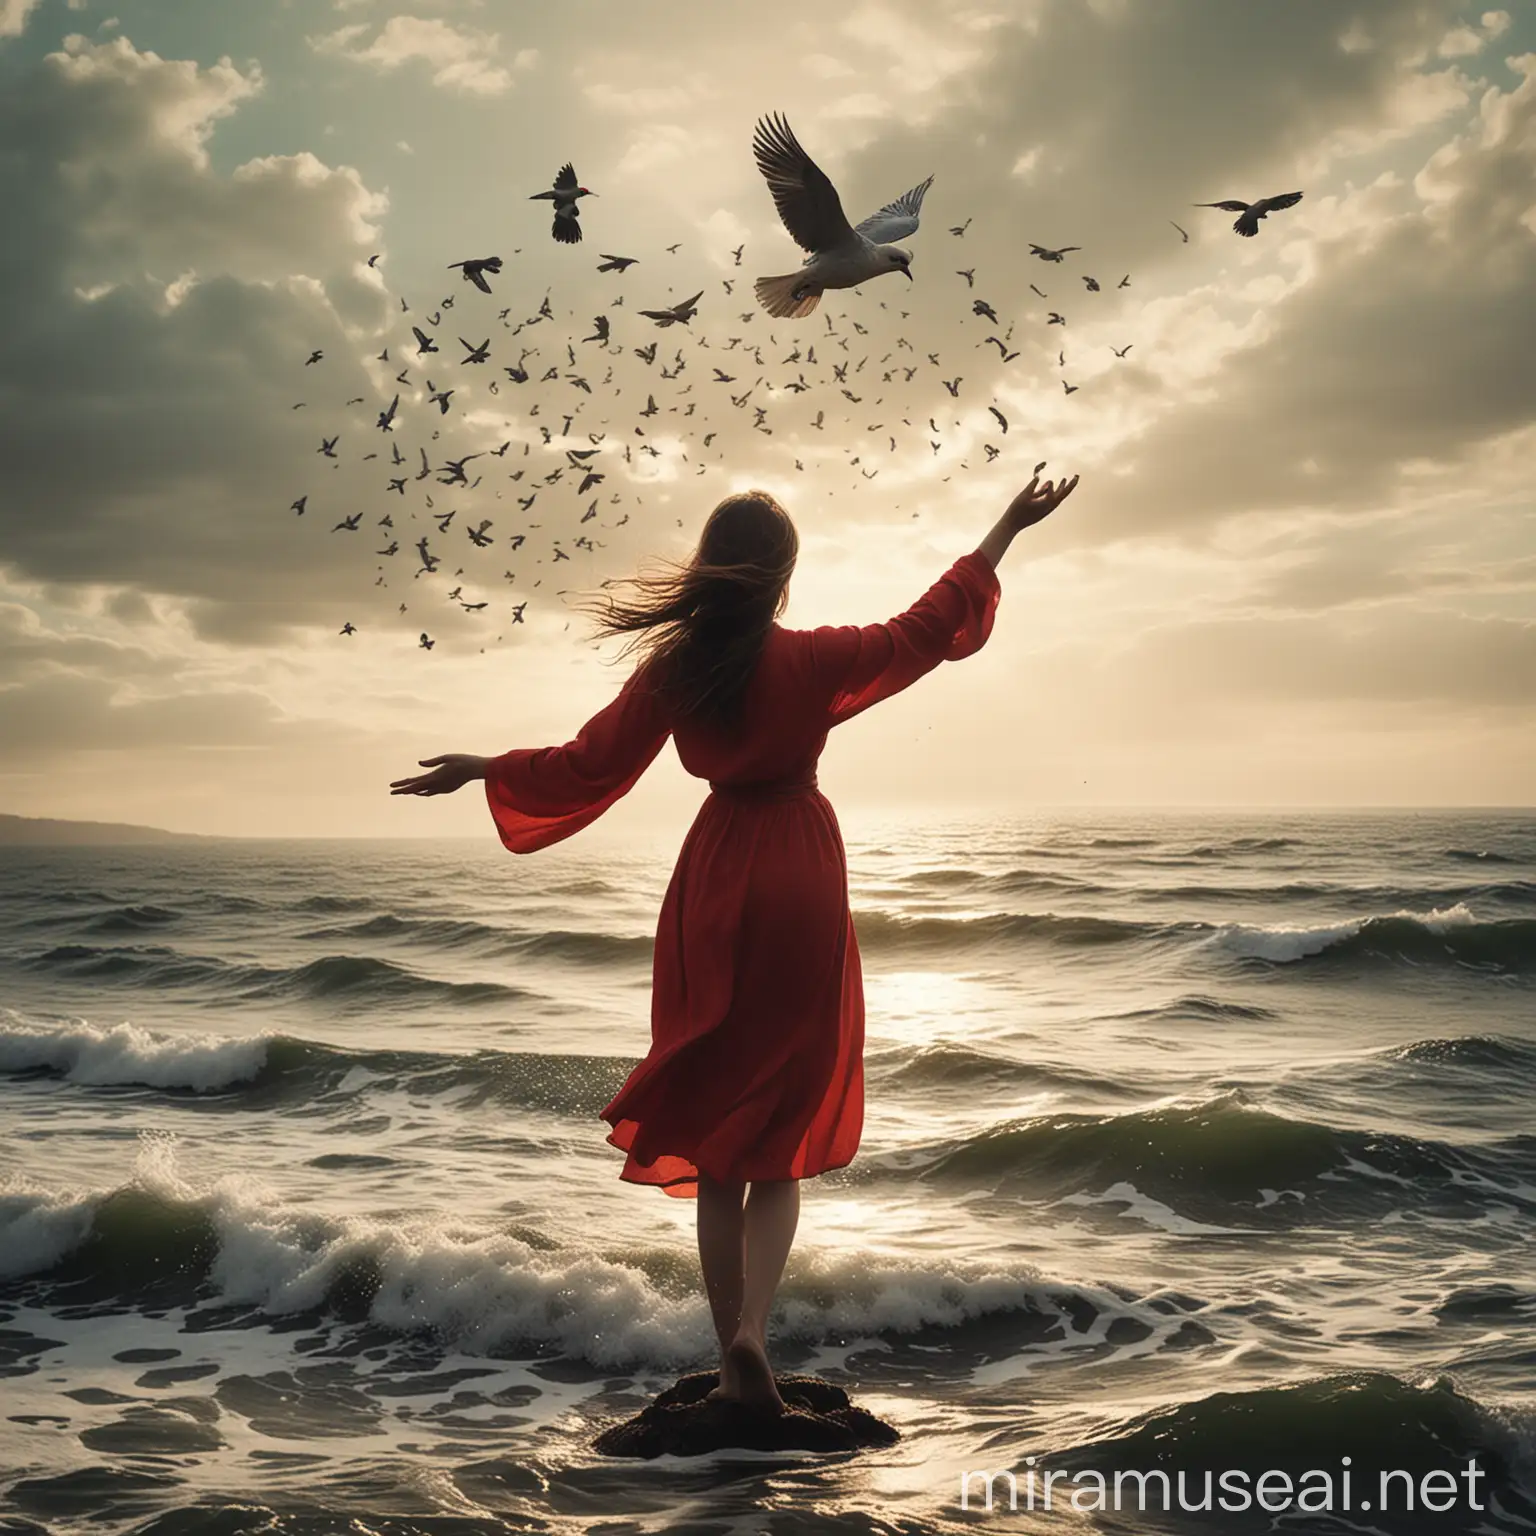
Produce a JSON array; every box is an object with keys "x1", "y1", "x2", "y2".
[{"x1": 390, "y1": 471, "x2": 1080, "y2": 1412}]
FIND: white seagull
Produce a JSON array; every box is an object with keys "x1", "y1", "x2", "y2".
[{"x1": 751, "y1": 112, "x2": 932, "y2": 319}]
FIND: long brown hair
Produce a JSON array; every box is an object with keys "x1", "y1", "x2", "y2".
[{"x1": 574, "y1": 490, "x2": 798, "y2": 728}]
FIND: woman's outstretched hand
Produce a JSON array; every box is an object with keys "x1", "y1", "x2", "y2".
[
  {"x1": 389, "y1": 753, "x2": 489, "y2": 797},
  {"x1": 1005, "y1": 473, "x2": 1080, "y2": 533}
]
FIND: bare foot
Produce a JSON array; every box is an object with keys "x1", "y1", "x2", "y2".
[
  {"x1": 704, "y1": 1359, "x2": 740, "y2": 1402},
  {"x1": 726, "y1": 1333, "x2": 785, "y2": 1414}
]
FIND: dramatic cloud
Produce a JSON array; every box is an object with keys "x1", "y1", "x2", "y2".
[
  {"x1": 310, "y1": 16, "x2": 530, "y2": 96},
  {"x1": 0, "y1": 35, "x2": 390, "y2": 641},
  {"x1": 0, "y1": 1, "x2": 1531, "y2": 831}
]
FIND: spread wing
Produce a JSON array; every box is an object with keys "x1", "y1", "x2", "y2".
[
  {"x1": 854, "y1": 174, "x2": 933, "y2": 244},
  {"x1": 1195, "y1": 200, "x2": 1250, "y2": 212},
  {"x1": 752, "y1": 112, "x2": 857, "y2": 255},
  {"x1": 1254, "y1": 191, "x2": 1303, "y2": 214},
  {"x1": 553, "y1": 162, "x2": 578, "y2": 192}
]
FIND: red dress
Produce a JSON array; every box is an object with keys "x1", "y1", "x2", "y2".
[{"x1": 484, "y1": 551, "x2": 1001, "y2": 1197}]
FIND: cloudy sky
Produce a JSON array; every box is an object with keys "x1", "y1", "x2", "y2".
[{"x1": 0, "y1": 0, "x2": 1532, "y2": 838}]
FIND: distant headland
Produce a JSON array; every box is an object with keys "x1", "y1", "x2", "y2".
[{"x1": 0, "y1": 813, "x2": 222, "y2": 846}]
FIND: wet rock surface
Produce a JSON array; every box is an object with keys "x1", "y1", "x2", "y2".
[{"x1": 591, "y1": 1371, "x2": 901, "y2": 1458}]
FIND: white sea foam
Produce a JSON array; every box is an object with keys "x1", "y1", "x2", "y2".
[
  {"x1": 0, "y1": 1180, "x2": 98, "y2": 1282},
  {"x1": 0, "y1": 1011, "x2": 271, "y2": 1091},
  {"x1": 1209, "y1": 903, "x2": 1479, "y2": 963},
  {"x1": 0, "y1": 1138, "x2": 1148, "y2": 1370}
]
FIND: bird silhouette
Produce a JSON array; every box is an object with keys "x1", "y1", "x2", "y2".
[
  {"x1": 1194, "y1": 192, "x2": 1303, "y2": 237},
  {"x1": 640, "y1": 292, "x2": 703, "y2": 326},
  {"x1": 1029, "y1": 244, "x2": 1079, "y2": 262},
  {"x1": 596, "y1": 253, "x2": 637, "y2": 272},
  {"x1": 412, "y1": 326, "x2": 438, "y2": 355},
  {"x1": 531, "y1": 163, "x2": 595, "y2": 243},
  {"x1": 447, "y1": 256, "x2": 503, "y2": 293}
]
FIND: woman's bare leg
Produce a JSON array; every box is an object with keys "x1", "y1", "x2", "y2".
[
  {"x1": 696, "y1": 1173, "x2": 747, "y2": 1399},
  {"x1": 728, "y1": 1178, "x2": 800, "y2": 1412}
]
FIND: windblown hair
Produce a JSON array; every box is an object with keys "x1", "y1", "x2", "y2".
[{"x1": 574, "y1": 491, "x2": 798, "y2": 729}]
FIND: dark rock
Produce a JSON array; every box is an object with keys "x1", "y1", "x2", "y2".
[{"x1": 591, "y1": 1371, "x2": 901, "y2": 1459}]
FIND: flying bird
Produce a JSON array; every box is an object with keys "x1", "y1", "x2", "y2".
[
  {"x1": 290, "y1": 496, "x2": 307, "y2": 516},
  {"x1": 1047, "y1": 312, "x2": 1066, "y2": 325},
  {"x1": 340, "y1": 622, "x2": 356, "y2": 634},
  {"x1": 750, "y1": 112, "x2": 931, "y2": 319},
  {"x1": 639, "y1": 291, "x2": 704, "y2": 326},
  {"x1": 1118, "y1": 274, "x2": 1130, "y2": 288},
  {"x1": 305, "y1": 350, "x2": 323, "y2": 365},
  {"x1": 318, "y1": 435, "x2": 338, "y2": 458},
  {"x1": 596, "y1": 253, "x2": 637, "y2": 272},
  {"x1": 956, "y1": 268, "x2": 975, "y2": 287},
  {"x1": 1169, "y1": 220, "x2": 1189, "y2": 242},
  {"x1": 988, "y1": 405, "x2": 1008, "y2": 434},
  {"x1": 1029, "y1": 283, "x2": 1047, "y2": 298},
  {"x1": 1194, "y1": 191, "x2": 1303, "y2": 237},
  {"x1": 949, "y1": 218, "x2": 972, "y2": 237},
  {"x1": 412, "y1": 326, "x2": 438, "y2": 355},
  {"x1": 1111, "y1": 344, "x2": 1133, "y2": 357},
  {"x1": 972, "y1": 298, "x2": 998, "y2": 324},
  {"x1": 459, "y1": 337, "x2": 491, "y2": 363},
  {"x1": 584, "y1": 315, "x2": 611, "y2": 343},
  {"x1": 448, "y1": 256, "x2": 503, "y2": 293},
  {"x1": 531, "y1": 163, "x2": 595, "y2": 243},
  {"x1": 419, "y1": 633, "x2": 435, "y2": 650},
  {"x1": 1029, "y1": 244, "x2": 1079, "y2": 262},
  {"x1": 1082, "y1": 275, "x2": 1100, "y2": 292},
  {"x1": 1063, "y1": 379, "x2": 1078, "y2": 395}
]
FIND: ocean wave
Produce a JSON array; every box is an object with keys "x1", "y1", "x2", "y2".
[
  {"x1": 1390, "y1": 1035, "x2": 1536, "y2": 1075},
  {"x1": 0, "y1": 1014, "x2": 633, "y2": 1114},
  {"x1": 0, "y1": 1015, "x2": 273, "y2": 1092},
  {"x1": 0, "y1": 1167, "x2": 1184, "y2": 1371},
  {"x1": 1106, "y1": 994, "x2": 1279, "y2": 1025},
  {"x1": 855, "y1": 909, "x2": 1164, "y2": 955},
  {"x1": 19, "y1": 943, "x2": 533, "y2": 1007},
  {"x1": 1053, "y1": 1371, "x2": 1533, "y2": 1519},
  {"x1": 1209, "y1": 904, "x2": 1536, "y2": 972},
  {"x1": 858, "y1": 1091, "x2": 1536, "y2": 1220},
  {"x1": 867, "y1": 1040, "x2": 1137, "y2": 1099}
]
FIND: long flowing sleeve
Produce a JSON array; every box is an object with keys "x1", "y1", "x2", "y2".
[
  {"x1": 484, "y1": 661, "x2": 673, "y2": 853},
  {"x1": 807, "y1": 551, "x2": 1001, "y2": 727}
]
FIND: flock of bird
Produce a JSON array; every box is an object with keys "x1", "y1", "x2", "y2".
[{"x1": 287, "y1": 113, "x2": 1303, "y2": 651}]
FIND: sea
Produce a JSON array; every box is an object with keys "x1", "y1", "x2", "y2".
[{"x1": 1, "y1": 808, "x2": 1533, "y2": 1536}]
